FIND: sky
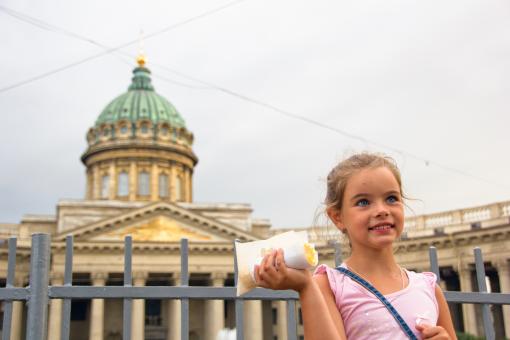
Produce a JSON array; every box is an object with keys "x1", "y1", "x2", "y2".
[{"x1": 1, "y1": 0, "x2": 509, "y2": 229}]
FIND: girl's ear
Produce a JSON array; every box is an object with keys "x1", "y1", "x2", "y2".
[{"x1": 327, "y1": 207, "x2": 345, "y2": 232}]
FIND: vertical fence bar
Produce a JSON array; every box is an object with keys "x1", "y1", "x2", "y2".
[
  {"x1": 60, "y1": 235, "x2": 73, "y2": 340},
  {"x1": 474, "y1": 247, "x2": 495, "y2": 340},
  {"x1": 123, "y1": 236, "x2": 133, "y2": 340},
  {"x1": 428, "y1": 247, "x2": 440, "y2": 283},
  {"x1": 286, "y1": 300, "x2": 297, "y2": 340},
  {"x1": 180, "y1": 238, "x2": 189, "y2": 340},
  {"x1": 334, "y1": 241, "x2": 342, "y2": 267},
  {"x1": 1, "y1": 237, "x2": 17, "y2": 340},
  {"x1": 26, "y1": 233, "x2": 51, "y2": 340},
  {"x1": 234, "y1": 240, "x2": 244, "y2": 340}
]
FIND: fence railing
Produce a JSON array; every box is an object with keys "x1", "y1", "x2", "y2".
[{"x1": 1, "y1": 233, "x2": 510, "y2": 340}]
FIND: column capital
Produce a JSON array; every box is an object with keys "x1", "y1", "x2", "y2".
[
  {"x1": 493, "y1": 258, "x2": 509, "y2": 272},
  {"x1": 133, "y1": 271, "x2": 148, "y2": 286},
  {"x1": 91, "y1": 271, "x2": 108, "y2": 285},
  {"x1": 458, "y1": 262, "x2": 473, "y2": 274},
  {"x1": 210, "y1": 272, "x2": 227, "y2": 286},
  {"x1": 50, "y1": 272, "x2": 65, "y2": 285}
]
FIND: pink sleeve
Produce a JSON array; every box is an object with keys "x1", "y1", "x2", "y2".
[
  {"x1": 422, "y1": 272, "x2": 438, "y2": 289},
  {"x1": 313, "y1": 264, "x2": 341, "y2": 299}
]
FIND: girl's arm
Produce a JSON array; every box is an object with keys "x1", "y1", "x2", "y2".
[
  {"x1": 304, "y1": 273, "x2": 347, "y2": 340},
  {"x1": 256, "y1": 249, "x2": 346, "y2": 340},
  {"x1": 416, "y1": 285, "x2": 457, "y2": 339}
]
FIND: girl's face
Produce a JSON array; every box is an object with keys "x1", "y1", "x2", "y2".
[{"x1": 329, "y1": 166, "x2": 404, "y2": 251}]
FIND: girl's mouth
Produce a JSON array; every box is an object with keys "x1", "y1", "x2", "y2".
[{"x1": 368, "y1": 224, "x2": 394, "y2": 231}]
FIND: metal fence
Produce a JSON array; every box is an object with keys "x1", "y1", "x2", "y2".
[{"x1": 1, "y1": 233, "x2": 509, "y2": 340}]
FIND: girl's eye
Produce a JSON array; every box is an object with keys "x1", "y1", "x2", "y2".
[
  {"x1": 386, "y1": 195, "x2": 399, "y2": 204},
  {"x1": 355, "y1": 199, "x2": 369, "y2": 207}
]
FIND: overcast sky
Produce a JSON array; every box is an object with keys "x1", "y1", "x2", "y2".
[{"x1": 1, "y1": 0, "x2": 509, "y2": 229}]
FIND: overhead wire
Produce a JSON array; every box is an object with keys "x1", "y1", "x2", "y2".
[
  {"x1": 0, "y1": 4, "x2": 506, "y2": 190},
  {"x1": 0, "y1": 0, "x2": 246, "y2": 93}
]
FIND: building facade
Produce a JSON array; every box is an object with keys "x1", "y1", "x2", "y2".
[{"x1": 0, "y1": 56, "x2": 509, "y2": 340}]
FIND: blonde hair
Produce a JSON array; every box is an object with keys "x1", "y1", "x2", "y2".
[{"x1": 325, "y1": 152, "x2": 404, "y2": 212}]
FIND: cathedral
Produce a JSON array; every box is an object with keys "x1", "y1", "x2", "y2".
[{"x1": 0, "y1": 55, "x2": 509, "y2": 340}]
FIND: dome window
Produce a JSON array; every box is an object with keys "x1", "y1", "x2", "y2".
[
  {"x1": 159, "y1": 174, "x2": 169, "y2": 198},
  {"x1": 160, "y1": 126, "x2": 169, "y2": 136},
  {"x1": 118, "y1": 172, "x2": 129, "y2": 197},
  {"x1": 101, "y1": 175, "x2": 110, "y2": 198},
  {"x1": 138, "y1": 171, "x2": 150, "y2": 196},
  {"x1": 120, "y1": 126, "x2": 128, "y2": 134},
  {"x1": 141, "y1": 125, "x2": 149, "y2": 134},
  {"x1": 103, "y1": 129, "x2": 110, "y2": 137}
]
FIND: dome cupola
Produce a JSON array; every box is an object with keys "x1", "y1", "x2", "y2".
[{"x1": 81, "y1": 56, "x2": 197, "y2": 203}]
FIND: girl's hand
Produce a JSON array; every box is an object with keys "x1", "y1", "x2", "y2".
[
  {"x1": 416, "y1": 324, "x2": 451, "y2": 340},
  {"x1": 254, "y1": 248, "x2": 312, "y2": 293}
]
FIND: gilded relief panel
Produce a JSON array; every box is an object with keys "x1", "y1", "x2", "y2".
[{"x1": 92, "y1": 216, "x2": 214, "y2": 242}]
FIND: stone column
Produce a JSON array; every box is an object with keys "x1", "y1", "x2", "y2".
[
  {"x1": 244, "y1": 300, "x2": 263, "y2": 340},
  {"x1": 167, "y1": 276, "x2": 181, "y2": 340},
  {"x1": 86, "y1": 170, "x2": 93, "y2": 199},
  {"x1": 204, "y1": 273, "x2": 227, "y2": 340},
  {"x1": 458, "y1": 264, "x2": 478, "y2": 336},
  {"x1": 151, "y1": 163, "x2": 158, "y2": 201},
  {"x1": 89, "y1": 272, "x2": 107, "y2": 340},
  {"x1": 495, "y1": 259, "x2": 510, "y2": 339},
  {"x1": 184, "y1": 168, "x2": 192, "y2": 202},
  {"x1": 93, "y1": 165, "x2": 100, "y2": 199},
  {"x1": 132, "y1": 272, "x2": 147, "y2": 340},
  {"x1": 129, "y1": 162, "x2": 137, "y2": 200},
  {"x1": 9, "y1": 277, "x2": 26, "y2": 340},
  {"x1": 48, "y1": 275, "x2": 64, "y2": 340},
  {"x1": 276, "y1": 300, "x2": 287, "y2": 340}
]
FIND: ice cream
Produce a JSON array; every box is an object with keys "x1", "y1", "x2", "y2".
[{"x1": 235, "y1": 230, "x2": 318, "y2": 296}]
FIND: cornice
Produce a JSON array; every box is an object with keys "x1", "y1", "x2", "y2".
[{"x1": 81, "y1": 141, "x2": 198, "y2": 166}]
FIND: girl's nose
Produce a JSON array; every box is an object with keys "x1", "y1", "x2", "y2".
[{"x1": 374, "y1": 203, "x2": 390, "y2": 217}]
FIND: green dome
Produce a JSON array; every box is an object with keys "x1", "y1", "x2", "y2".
[{"x1": 95, "y1": 66, "x2": 185, "y2": 128}]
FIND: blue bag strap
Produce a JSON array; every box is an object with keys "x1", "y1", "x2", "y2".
[{"x1": 335, "y1": 267, "x2": 418, "y2": 340}]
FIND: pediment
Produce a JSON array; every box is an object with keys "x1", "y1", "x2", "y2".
[{"x1": 55, "y1": 201, "x2": 260, "y2": 243}]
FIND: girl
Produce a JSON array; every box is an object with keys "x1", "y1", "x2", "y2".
[{"x1": 255, "y1": 153, "x2": 456, "y2": 340}]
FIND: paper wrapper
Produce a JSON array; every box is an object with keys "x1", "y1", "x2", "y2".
[{"x1": 235, "y1": 230, "x2": 318, "y2": 296}]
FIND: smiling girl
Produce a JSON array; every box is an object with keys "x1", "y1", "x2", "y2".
[{"x1": 255, "y1": 153, "x2": 456, "y2": 340}]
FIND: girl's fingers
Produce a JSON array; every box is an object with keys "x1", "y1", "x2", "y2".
[
  {"x1": 417, "y1": 325, "x2": 443, "y2": 339},
  {"x1": 275, "y1": 249, "x2": 286, "y2": 273}
]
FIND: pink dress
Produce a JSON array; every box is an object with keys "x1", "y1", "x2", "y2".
[{"x1": 314, "y1": 264, "x2": 439, "y2": 340}]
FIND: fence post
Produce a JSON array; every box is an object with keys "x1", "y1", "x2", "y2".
[
  {"x1": 428, "y1": 247, "x2": 440, "y2": 283},
  {"x1": 25, "y1": 233, "x2": 51, "y2": 340},
  {"x1": 1, "y1": 237, "x2": 17, "y2": 340},
  {"x1": 474, "y1": 248, "x2": 496, "y2": 340},
  {"x1": 181, "y1": 238, "x2": 189, "y2": 340},
  {"x1": 234, "y1": 240, "x2": 244, "y2": 340}
]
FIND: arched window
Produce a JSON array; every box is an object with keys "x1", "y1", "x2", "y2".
[
  {"x1": 138, "y1": 171, "x2": 150, "y2": 196},
  {"x1": 101, "y1": 175, "x2": 109, "y2": 198},
  {"x1": 118, "y1": 172, "x2": 129, "y2": 197},
  {"x1": 175, "y1": 175, "x2": 183, "y2": 201},
  {"x1": 159, "y1": 174, "x2": 169, "y2": 198}
]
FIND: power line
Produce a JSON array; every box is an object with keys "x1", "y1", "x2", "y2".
[
  {"x1": 0, "y1": 4, "x2": 506, "y2": 190},
  {"x1": 0, "y1": 0, "x2": 246, "y2": 93}
]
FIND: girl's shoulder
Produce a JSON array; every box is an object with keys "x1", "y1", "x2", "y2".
[
  {"x1": 406, "y1": 269, "x2": 438, "y2": 293},
  {"x1": 313, "y1": 264, "x2": 347, "y2": 297}
]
